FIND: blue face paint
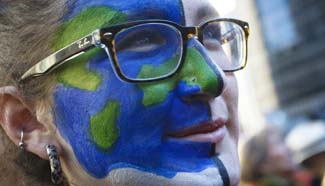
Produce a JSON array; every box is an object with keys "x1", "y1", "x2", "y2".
[
  {"x1": 115, "y1": 23, "x2": 183, "y2": 80},
  {"x1": 66, "y1": 0, "x2": 185, "y2": 24},
  {"x1": 53, "y1": 0, "x2": 224, "y2": 179}
]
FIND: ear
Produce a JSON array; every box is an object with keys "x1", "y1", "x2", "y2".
[{"x1": 0, "y1": 86, "x2": 62, "y2": 160}]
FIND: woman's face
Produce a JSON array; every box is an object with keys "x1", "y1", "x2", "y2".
[
  {"x1": 52, "y1": 0, "x2": 240, "y2": 185},
  {"x1": 264, "y1": 130, "x2": 295, "y2": 175}
]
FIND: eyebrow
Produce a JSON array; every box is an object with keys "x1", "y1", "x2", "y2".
[{"x1": 195, "y1": 5, "x2": 219, "y2": 23}]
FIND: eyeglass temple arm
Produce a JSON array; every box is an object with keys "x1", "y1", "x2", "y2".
[
  {"x1": 221, "y1": 22, "x2": 250, "y2": 44},
  {"x1": 20, "y1": 30, "x2": 102, "y2": 82}
]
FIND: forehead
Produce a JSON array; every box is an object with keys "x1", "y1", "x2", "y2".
[
  {"x1": 182, "y1": 0, "x2": 218, "y2": 26},
  {"x1": 67, "y1": 0, "x2": 185, "y2": 24}
]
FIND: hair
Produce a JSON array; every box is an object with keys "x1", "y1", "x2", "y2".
[
  {"x1": 0, "y1": 0, "x2": 71, "y2": 185},
  {"x1": 240, "y1": 128, "x2": 270, "y2": 182},
  {"x1": 0, "y1": 127, "x2": 58, "y2": 186},
  {"x1": 0, "y1": 0, "x2": 69, "y2": 98}
]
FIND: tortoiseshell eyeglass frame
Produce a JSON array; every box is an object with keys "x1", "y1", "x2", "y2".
[{"x1": 19, "y1": 18, "x2": 250, "y2": 83}]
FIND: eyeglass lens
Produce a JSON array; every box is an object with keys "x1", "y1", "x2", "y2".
[
  {"x1": 114, "y1": 23, "x2": 183, "y2": 81},
  {"x1": 202, "y1": 21, "x2": 245, "y2": 71},
  {"x1": 113, "y1": 21, "x2": 245, "y2": 81}
]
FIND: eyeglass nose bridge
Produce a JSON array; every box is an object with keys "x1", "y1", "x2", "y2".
[
  {"x1": 186, "y1": 26, "x2": 206, "y2": 45},
  {"x1": 186, "y1": 26, "x2": 199, "y2": 39}
]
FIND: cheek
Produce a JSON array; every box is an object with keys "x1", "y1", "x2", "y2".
[
  {"x1": 223, "y1": 73, "x2": 238, "y2": 109},
  {"x1": 222, "y1": 73, "x2": 239, "y2": 138},
  {"x1": 53, "y1": 56, "x2": 128, "y2": 144},
  {"x1": 53, "y1": 53, "x2": 174, "y2": 148}
]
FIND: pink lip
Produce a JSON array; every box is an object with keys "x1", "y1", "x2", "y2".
[{"x1": 165, "y1": 118, "x2": 227, "y2": 143}]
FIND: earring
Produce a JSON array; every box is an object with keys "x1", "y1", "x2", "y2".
[
  {"x1": 46, "y1": 144, "x2": 63, "y2": 184},
  {"x1": 18, "y1": 129, "x2": 24, "y2": 150}
]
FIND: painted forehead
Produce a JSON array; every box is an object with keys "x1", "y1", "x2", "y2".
[{"x1": 67, "y1": 0, "x2": 185, "y2": 24}]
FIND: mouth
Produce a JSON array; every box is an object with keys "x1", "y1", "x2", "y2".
[{"x1": 165, "y1": 118, "x2": 227, "y2": 143}]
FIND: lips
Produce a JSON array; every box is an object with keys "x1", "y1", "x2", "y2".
[{"x1": 165, "y1": 118, "x2": 227, "y2": 143}]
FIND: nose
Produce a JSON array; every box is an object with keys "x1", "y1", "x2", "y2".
[{"x1": 175, "y1": 37, "x2": 225, "y2": 98}]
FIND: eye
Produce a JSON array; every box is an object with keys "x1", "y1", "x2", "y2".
[
  {"x1": 115, "y1": 29, "x2": 166, "y2": 53},
  {"x1": 202, "y1": 24, "x2": 222, "y2": 50},
  {"x1": 205, "y1": 27, "x2": 222, "y2": 40},
  {"x1": 202, "y1": 24, "x2": 237, "y2": 51}
]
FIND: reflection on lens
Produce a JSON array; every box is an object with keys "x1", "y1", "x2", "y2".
[
  {"x1": 202, "y1": 21, "x2": 245, "y2": 71},
  {"x1": 114, "y1": 23, "x2": 183, "y2": 81}
]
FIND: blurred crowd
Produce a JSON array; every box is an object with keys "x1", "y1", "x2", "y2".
[{"x1": 240, "y1": 120, "x2": 325, "y2": 186}]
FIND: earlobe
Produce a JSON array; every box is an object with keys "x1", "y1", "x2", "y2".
[{"x1": 0, "y1": 86, "x2": 61, "y2": 160}]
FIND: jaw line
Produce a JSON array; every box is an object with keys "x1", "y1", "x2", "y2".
[{"x1": 211, "y1": 148, "x2": 230, "y2": 186}]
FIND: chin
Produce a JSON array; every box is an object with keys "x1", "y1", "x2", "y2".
[
  {"x1": 214, "y1": 126, "x2": 240, "y2": 186},
  {"x1": 105, "y1": 167, "x2": 225, "y2": 186}
]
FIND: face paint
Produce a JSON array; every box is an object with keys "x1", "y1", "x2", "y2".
[
  {"x1": 54, "y1": 6, "x2": 126, "y2": 90},
  {"x1": 139, "y1": 47, "x2": 221, "y2": 106},
  {"x1": 90, "y1": 101, "x2": 120, "y2": 150},
  {"x1": 66, "y1": 0, "x2": 185, "y2": 24},
  {"x1": 53, "y1": 0, "x2": 224, "y2": 180}
]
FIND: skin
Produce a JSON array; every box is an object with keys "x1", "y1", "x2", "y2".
[
  {"x1": 262, "y1": 129, "x2": 295, "y2": 176},
  {"x1": 0, "y1": 0, "x2": 241, "y2": 186}
]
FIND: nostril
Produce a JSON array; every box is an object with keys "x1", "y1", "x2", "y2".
[
  {"x1": 190, "y1": 77, "x2": 197, "y2": 83},
  {"x1": 176, "y1": 81, "x2": 200, "y2": 97}
]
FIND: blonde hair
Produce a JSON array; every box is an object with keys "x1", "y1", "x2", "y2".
[
  {"x1": 0, "y1": 0, "x2": 68, "y2": 99},
  {"x1": 0, "y1": 1, "x2": 70, "y2": 185},
  {"x1": 240, "y1": 126, "x2": 281, "y2": 182}
]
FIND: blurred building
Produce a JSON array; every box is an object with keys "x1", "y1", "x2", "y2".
[
  {"x1": 233, "y1": 0, "x2": 278, "y2": 135},
  {"x1": 227, "y1": 0, "x2": 325, "y2": 135},
  {"x1": 213, "y1": 0, "x2": 325, "y2": 135},
  {"x1": 254, "y1": 0, "x2": 325, "y2": 118}
]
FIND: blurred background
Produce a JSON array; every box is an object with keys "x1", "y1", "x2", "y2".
[
  {"x1": 212, "y1": 0, "x2": 325, "y2": 135},
  {"x1": 211, "y1": 0, "x2": 325, "y2": 185}
]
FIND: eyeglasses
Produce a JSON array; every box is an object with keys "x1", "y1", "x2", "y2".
[{"x1": 20, "y1": 18, "x2": 250, "y2": 83}]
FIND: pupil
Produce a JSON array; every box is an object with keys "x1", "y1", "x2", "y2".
[{"x1": 136, "y1": 37, "x2": 150, "y2": 45}]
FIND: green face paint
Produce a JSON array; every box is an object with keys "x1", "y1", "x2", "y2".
[
  {"x1": 51, "y1": 0, "x2": 230, "y2": 181},
  {"x1": 56, "y1": 48, "x2": 102, "y2": 90},
  {"x1": 54, "y1": 7, "x2": 127, "y2": 90},
  {"x1": 139, "y1": 48, "x2": 219, "y2": 106},
  {"x1": 90, "y1": 101, "x2": 120, "y2": 149}
]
